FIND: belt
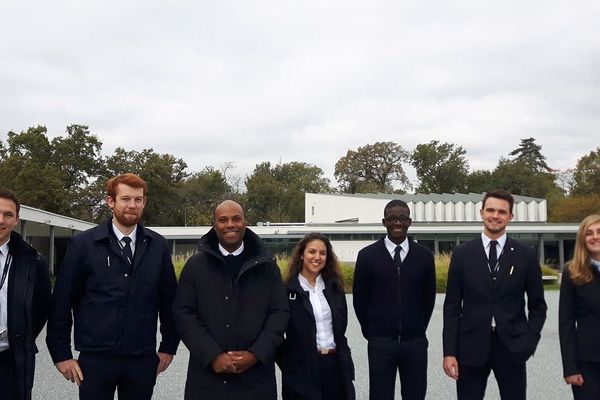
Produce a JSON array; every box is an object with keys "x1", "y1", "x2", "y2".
[{"x1": 318, "y1": 349, "x2": 337, "y2": 355}]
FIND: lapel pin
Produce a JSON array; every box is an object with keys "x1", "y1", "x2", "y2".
[
  {"x1": 289, "y1": 293, "x2": 297, "y2": 300},
  {"x1": 510, "y1": 266, "x2": 515, "y2": 275}
]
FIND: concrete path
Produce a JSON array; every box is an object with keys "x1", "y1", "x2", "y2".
[{"x1": 33, "y1": 291, "x2": 572, "y2": 399}]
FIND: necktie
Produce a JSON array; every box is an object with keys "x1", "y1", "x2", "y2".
[
  {"x1": 122, "y1": 237, "x2": 133, "y2": 264},
  {"x1": 394, "y1": 245, "x2": 402, "y2": 275},
  {"x1": 394, "y1": 245, "x2": 403, "y2": 339},
  {"x1": 489, "y1": 240, "x2": 498, "y2": 277}
]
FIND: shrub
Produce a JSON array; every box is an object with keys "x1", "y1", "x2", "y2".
[{"x1": 435, "y1": 253, "x2": 452, "y2": 293}]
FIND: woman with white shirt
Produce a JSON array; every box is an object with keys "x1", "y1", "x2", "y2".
[{"x1": 277, "y1": 233, "x2": 355, "y2": 400}]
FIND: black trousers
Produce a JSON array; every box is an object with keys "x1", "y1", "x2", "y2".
[
  {"x1": 282, "y1": 353, "x2": 346, "y2": 400},
  {"x1": 0, "y1": 349, "x2": 19, "y2": 400},
  {"x1": 78, "y1": 352, "x2": 159, "y2": 400},
  {"x1": 457, "y1": 331, "x2": 526, "y2": 400},
  {"x1": 572, "y1": 361, "x2": 600, "y2": 400},
  {"x1": 367, "y1": 336, "x2": 428, "y2": 400}
]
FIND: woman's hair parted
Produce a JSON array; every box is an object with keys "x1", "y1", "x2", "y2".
[{"x1": 285, "y1": 232, "x2": 344, "y2": 291}]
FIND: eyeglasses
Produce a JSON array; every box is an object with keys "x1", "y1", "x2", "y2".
[{"x1": 384, "y1": 215, "x2": 411, "y2": 224}]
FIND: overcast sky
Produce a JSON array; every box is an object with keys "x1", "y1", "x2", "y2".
[{"x1": 1, "y1": 1, "x2": 599, "y2": 187}]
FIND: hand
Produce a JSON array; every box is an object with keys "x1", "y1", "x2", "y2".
[
  {"x1": 211, "y1": 353, "x2": 237, "y2": 374},
  {"x1": 228, "y1": 351, "x2": 257, "y2": 373},
  {"x1": 156, "y1": 352, "x2": 174, "y2": 375},
  {"x1": 443, "y1": 356, "x2": 459, "y2": 380},
  {"x1": 565, "y1": 374, "x2": 584, "y2": 386},
  {"x1": 55, "y1": 359, "x2": 84, "y2": 386}
]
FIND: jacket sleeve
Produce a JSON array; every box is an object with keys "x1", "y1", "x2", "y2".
[
  {"x1": 33, "y1": 254, "x2": 52, "y2": 339},
  {"x1": 45, "y1": 239, "x2": 87, "y2": 364},
  {"x1": 352, "y1": 249, "x2": 369, "y2": 338},
  {"x1": 157, "y1": 240, "x2": 180, "y2": 355},
  {"x1": 558, "y1": 271, "x2": 579, "y2": 377},
  {"x1": 248, "y1": 262, "x2": 290, "y2": 365},
  {"x1": 524, "y1": 248, "x2": 547, "y2": 354},
  {"x1": 421, "y1": 249, "x2": 436, "y2": 329},
  {"x1": 173, "y1": 257, "x2": 225, "y2": 368},
  {"x1": 442, "y1": 248, "x2": 463, "y2": 357}
]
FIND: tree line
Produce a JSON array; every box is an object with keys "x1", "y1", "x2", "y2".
[{"x1": 1, "y1": 125, "x2": 598, "y2": 225}]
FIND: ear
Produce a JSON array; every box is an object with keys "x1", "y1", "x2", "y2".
[{"x1": 106, "y1": 195, "x2": 115, "y2": 210}]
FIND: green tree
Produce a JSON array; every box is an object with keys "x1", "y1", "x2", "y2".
[
  {"x1": 101, "y1": 148, "x2": 189, "y2": 225},
  {"x1": 549, "y1": 195, "x2": 600, "y2": 222},
  {"x1": 465, "y1": 169, "x2": 494, "y2": 193},
  {"x1": 180, "y1": 167, "x2": 233, "y2": 225},
  {"x1": 491, "y1": 158, "x2": 558, "y2": 198},
  {"x1": 0, "y1": 126, "x2": 69, "y2": 212},
  {"x1": 571, "y1": 147, "x2": 600, "y2": 195},
  {"x1": 410, "y1": 140, "x2": 469, "y2": 193},
  {"x1": 508, "y1": 137, "x2": 550, "y2": 172},
  {"x1": 334, "y1": 141, "x2": 410, "y2": 193},
  {"x1": 245, "y1": 161, "x2": 331, "y2": 223}
]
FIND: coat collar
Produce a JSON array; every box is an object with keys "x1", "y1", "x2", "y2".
[{"x1": 92, "y1": 218, "x2": 149, "y2": 244}]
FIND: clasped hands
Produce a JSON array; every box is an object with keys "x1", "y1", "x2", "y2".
[{"x1": 211, "y1": 351, "x2": 257, "y2": 374}]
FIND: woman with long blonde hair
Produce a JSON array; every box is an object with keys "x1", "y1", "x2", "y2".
[{"x1": 559, "y1": 214, "x2": 600, "y2": 399}]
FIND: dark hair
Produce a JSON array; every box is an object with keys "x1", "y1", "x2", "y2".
[
  {"x1": 0, "y1": 188, "x2": 20, "y2": 215},
  {"x1": 286, "y1": 232, "x2": 344, "y2": 291},
  {"x1": 483, "y1": 189, "x2": 514, "y2": 213},
  {"x1": 384, "y1": 199, "x2": 410, "y2": 216},
  {"x1": 106, "y1": 173, "x2": 147, "y2": 199}
]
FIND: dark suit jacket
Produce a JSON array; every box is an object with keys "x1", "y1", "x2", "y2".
[
  {"x1": 443, "y1": 236, "x2": 547, "y2": 367},
  {"x1": 559, "y1": 267, "x2": 600, "y2": 377},
  {"x1": 277, "y1": 275, "x2": 355, "y2": 400},
  {"x1": 7, "y1": 231, "x2": 51, "y2": 400}
]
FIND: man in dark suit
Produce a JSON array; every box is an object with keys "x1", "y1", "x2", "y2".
[
  {"x1": 46, "y1": 174, "x2": 179, "y2": 400},
  {"x1": 353, "y1": 199, "x2": 436, "y2": 400},
  {"x1": 0, "y1": 188, "x2": 51, "y2": 400},
  {"x1": 442, "y1": 188, "x2": 547, "y2": 400}
]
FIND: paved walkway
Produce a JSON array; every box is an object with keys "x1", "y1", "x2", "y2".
[{"x1": 34, "y1": 291, "x2": 571, "y2": 399}]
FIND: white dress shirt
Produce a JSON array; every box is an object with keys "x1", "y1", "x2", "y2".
[
  {"x1": 0, "y1": 240, "x2": 11, "y2": 351},
  {"x1": 298, "y1": 273, "x2": 336, "y2": 351},
  {"x1": 112, "y1": 223, "x2": 137, "y2": 256},
  {"x1": 384, "y1": 236, "x2": 409, "y2": 262}
]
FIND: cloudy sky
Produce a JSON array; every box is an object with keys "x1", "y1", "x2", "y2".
[{"x1": 1, "y1": 0, "x2": 599, "y2": 187}]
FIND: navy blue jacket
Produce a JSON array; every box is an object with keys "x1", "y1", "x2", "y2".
[
  {"x1": 46, "y1": 219, "x2": 179, "y2": 363},
  {"x1": 353, "y1": 237, "x2": 436, "y2": 340},
  {"x1": 7, "y1": 231, "x2": 51, "y2": 400}
]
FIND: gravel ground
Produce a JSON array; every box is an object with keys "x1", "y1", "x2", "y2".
[{"x1": 33, "y1": 291, "x2": 571, "y2": 399}]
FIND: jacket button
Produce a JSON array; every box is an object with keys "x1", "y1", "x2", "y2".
[
  {"x1": 226, "y1": 323, "x2": 230, "y2": 328},
  {"x1": 223, "y1": 380, "x2": 227, "y2": 384},
  {"x1": 124, "y1": 274, "x2": 129, "y2": 277},
  {"x1": 225, "y1": 296, "x2": 229, "y2": 300}
]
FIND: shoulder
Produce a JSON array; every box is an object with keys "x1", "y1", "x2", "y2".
[
  {"x1": 358, "y1": 238, "x2": 385, "y2": 256},
  {"x1": 141, "y1": 227, "x2": 169, "y2": 247},
  {"x1": 409, "y1": 239, "x2": 433, "y2": 256}
]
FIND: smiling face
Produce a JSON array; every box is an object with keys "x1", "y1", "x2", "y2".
[
  {"x1": 213, "y1": 200, "x2": 247, "y2": 253},
  {"x1": 480, "y1": 196, "x2": 513, "y2": 239},
  {"x1": 585, "y1": 222, "x2": 600, "y2": 260},
  {"x1": 383, "y1": 205, "x2": 412, "y2": 245},
  {"x1": 0, "y1": 197, "x2": 19, "y2": 246},
  {"x1": 301, "y1": 239, "x2": 327, "y2": 280},
  {"x1": 106, "y1": 183, "x2": 146, "y2": 233}
]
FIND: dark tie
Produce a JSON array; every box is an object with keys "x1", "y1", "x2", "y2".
[
  {"x1": 394, "y1": 245, "x2": 402, "y2": 274},
  {"x1": 394, "y1": 245, "x2": 403, "y2": 339},
  {"x1": 489, "y1": 240, "x2": 498, "y2": 277},
  {"x1": 122, "y1": 237, "x2": 133, "y2": 264}
]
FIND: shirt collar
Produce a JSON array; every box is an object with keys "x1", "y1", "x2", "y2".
[
  {"x1": 384, "y1": 235, "x2": 409, "y2": 256},
  {"x1": 298, "y1": 272, "x2": 325, "y2": 291},
  {"x1": 0, "y1": 240, "x2": 9, "y2": 256},
  {"x1": 219, "y1": 242, "x2": 244, "y2": 257},
  {"x1": 590, "y1": 258, "x2": 600, "y2": 273},
  {"x1": 112, "y1": 222, "x2": 137, "y2": 245},
  {"x1": 481, "y1": 233, "x2": 507, "y2": 250}
]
